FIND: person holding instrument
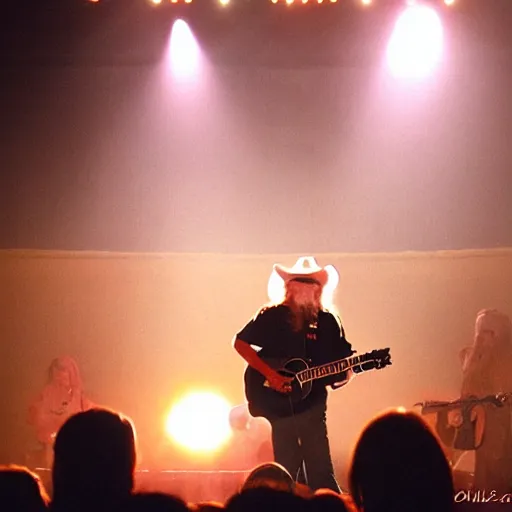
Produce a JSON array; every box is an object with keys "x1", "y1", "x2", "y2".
[
  {"x1": 435, "y1": 309, "x2": 512, "y2": 494},
  {"x1": 233, "y1": 257, "x2": 356, "y2": 492}
]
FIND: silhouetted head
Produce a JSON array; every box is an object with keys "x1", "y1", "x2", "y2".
[
  {"x1": 191, "y1": 501, "x2": 225, "y2": 512},
  {"x1": 242, "y1": 462, "x2": 295, "y2": 493},
  {"x1": 52, "y1": 408, "x2": 137, "y2": 511},
  {"x1": 125, "y1": 492, "x2": 189, "y2": 512},
  {"x1": 226, "y1": 487, "x2": 309, "y2": 512},
  {"x1": 0, "y1": 465, "x2": 49, "y2": 512},
  {"x1": 311, "y1": 489, "x2": 357, "y2": 512},
  {"x1": 349, "y1": 408, "x2": 454, "y2": 512}
]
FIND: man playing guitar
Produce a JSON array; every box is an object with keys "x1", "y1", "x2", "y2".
[{"x1": 233, "y1": 257, "x2": 356, "y2": 492}]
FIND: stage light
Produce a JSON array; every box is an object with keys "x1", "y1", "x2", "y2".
[
  {"x1": 361, "y1": 0, "x2": 372, "y2": 5},
  {"x1": 386, "y1": 4, "x2": 443, "y2": 79},
  {"x1": 219, "y1": 0, "x2": 230, "y2": 5},
  {"x1": 150, "y1": 0, "x2": 162, "y2": 5},
  {"x1": 169, "y1": 19, "x2": 202, "y2": 82},
  {"x1": 165, "y1": 392, "x2": 233, "y2": 453},
  {"x1": 317, "y1": 0, "x2": 324, "y2": 4},
  {"x1": 302, "y1": 0, "x2": 308, "y2": 4},
  {"x1": 184, "y1": 0, "x2": 192, "y2": 3},
  {"x1": 444, "y1": 0, "x2": 455, "y2": 5},
  {"x1": 286, "y1": 0, "x2": 294, "y2": 4},
  {"x1": 267, "y1": 270, "x2": 285, "y2": 305},
  {"x1": 170, "y1": 0, "x2": 178, "y2": 3}
]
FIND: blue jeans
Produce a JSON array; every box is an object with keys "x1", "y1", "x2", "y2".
[{"x1": 269, "y1": 401, "x2": 340, "y2": 492}]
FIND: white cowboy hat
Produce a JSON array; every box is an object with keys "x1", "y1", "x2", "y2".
[{"x1": 273, "y1": 256, "x2": 331, "y2": 287}]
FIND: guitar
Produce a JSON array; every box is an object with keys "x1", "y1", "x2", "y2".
[
  {"x1": 414, "y1": 393, "x2": 511, "y2": 415},
  {"x1": 244, "y1": 348, "x2": 392, "y2": 420},
  {"x1": 415, "y1": 393, "x2": 511, "y2": 451}
]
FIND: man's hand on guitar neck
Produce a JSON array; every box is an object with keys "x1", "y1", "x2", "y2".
[
  {"x1": 265, "y1": 370, "x2": 293, "y2": 394},
  {"x1": 331, "y1": 369, "x2": 355, "y2": 390}
]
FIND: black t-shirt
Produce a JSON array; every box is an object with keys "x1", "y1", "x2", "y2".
[{"x1": 236, "y1": 304, "x2": 354, "y2": 413}]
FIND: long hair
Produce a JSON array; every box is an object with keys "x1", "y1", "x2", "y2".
[
  {"x1": 47, "y1": 356, "x2": 83, "y2": 391},
  {"x1": 263, "y1": 267, "x2": 342, "y2": 331},
  {"x1": 462, "y1": 309, "x2": 512, "y2": 396}
]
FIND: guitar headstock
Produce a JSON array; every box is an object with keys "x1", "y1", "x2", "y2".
[
  {"x1": 490, "y1": 392, "x2": 512, "y2": 407},
  {"x1": 370, "y1": 348, "x2": 392, "y2": 369}
]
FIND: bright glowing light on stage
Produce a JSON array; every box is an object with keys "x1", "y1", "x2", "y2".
[
  {"x1": 267, "y1": 270, "x2": 285, "y2": 304},
  {"x1": 361, "y1": 0, "x2": 372, "y2": 5},
  {"x1": 165, "y1": 392, "x2": 233, "y2": 453},
  {"x1": 219, "y1": 0, "x2": 230, "y2": 5},
  {"x1": 169, "y1": 19, "x2": 201, "y2": 82},
  {"x1": 444, "y1": 0, "x2": 455, "y2": 5},
  {"x1": 321, "y1": 265, "x2": 339, "y2": 311},
  {"x1": 386, "y1": 5, "x2": 443, "y2": 79}
]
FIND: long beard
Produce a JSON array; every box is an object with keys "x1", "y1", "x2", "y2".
[{"x1": 289, "y1": 303, "x2": 319, "y2": 332}]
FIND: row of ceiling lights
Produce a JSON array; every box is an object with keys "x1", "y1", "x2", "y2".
[{"x1": 86, "y1": 0, "x2": 457, "y2": 6}]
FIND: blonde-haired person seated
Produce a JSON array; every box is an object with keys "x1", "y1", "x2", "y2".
[{"x1": 27, "y1": 356, "x2": 95, "y2": 468}]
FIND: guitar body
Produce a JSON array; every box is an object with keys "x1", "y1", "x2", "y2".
[
  {"x1": 244, "y1": 358, "x2": 313, "y2": 420},
  {"x1": 244, "y1": 357, "x2": 313, "y2": 421},
  {"x1": 244, "y1": 348, "x2": 392, "y2": 421}
]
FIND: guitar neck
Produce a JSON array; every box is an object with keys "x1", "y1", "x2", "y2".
[
  {"x1": 419, "y1": 393, "x2": 510, "y2": 413},
  {"x1": 296, "y1": 353, "x2": 375, "y2": 385}
]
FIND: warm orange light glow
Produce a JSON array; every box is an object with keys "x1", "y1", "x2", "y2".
[
  {"x1": 271, "y1": 0, "x2": 278, "y2": 3},
  {"x1": 302, "y1": 0, "x2": 308, "y2": 4},
  {"x1": 150, "y1": 0, "x2": 162, "y2": 5},
  {"x1": 361, "y1": 0, "x2": 372, "y2": 5},
  {"x1": 219, "y1": 0, "x2": 230, "y2": 5},
  {"x1": 286, "y1": 0, "x2": 294, "y2": 4},
  {"x1": 317, "y1": 0, "x2": 324, "y2": 4},
  {"x1": 184, "y1": 0, "x2": 192, "y2": 3},
  {"x1": 444, "y1": 0, "x2": 455, "y2": 5},
  {"x1": 165, "y1": 391, "x2": 233, "y2": 453}
]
